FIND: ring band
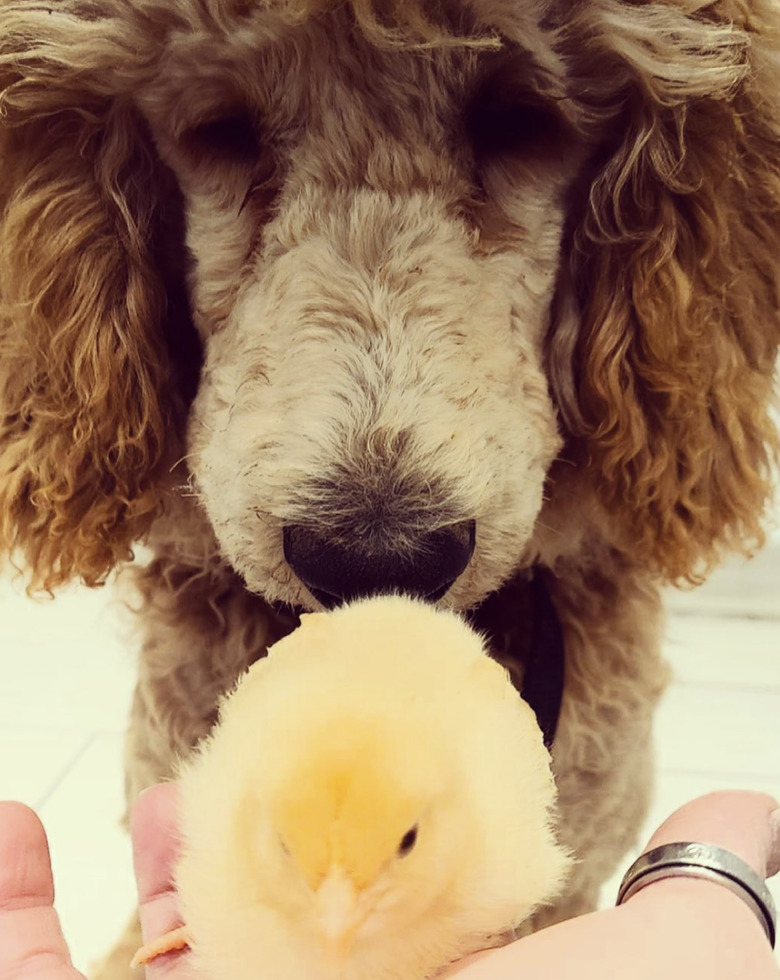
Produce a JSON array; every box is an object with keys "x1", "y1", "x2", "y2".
[{"x1": 617, "y1": 842, "x2": 776, "y2": 948}]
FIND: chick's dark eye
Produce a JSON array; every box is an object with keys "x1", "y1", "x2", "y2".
[
  {"x1": 398, "y1": 825, "x2": 418, "y2": 857},
  {"x1": 181, "y1": 111, "x2": 260, "y2": 163}
]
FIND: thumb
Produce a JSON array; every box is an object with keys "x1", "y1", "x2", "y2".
[{"x1": 0, "y1": 802, "x2": 79, "y2": 977}]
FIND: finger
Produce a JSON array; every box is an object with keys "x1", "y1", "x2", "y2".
[
  {"x1": 0, "y1": 801, "x2": 78, "y2": 975},
  {"x1": 645, "y1": 791, "x2": 780, "y2": 878},
  {"x1": 131, "y1": 784, "x2": 182, "y2": 908},
  {"x1": 131, "y1": 784, "x2": 191, "y2": 976},
  {"x1": 0, "y1": 802, "x2": 54, "y2": 911}
]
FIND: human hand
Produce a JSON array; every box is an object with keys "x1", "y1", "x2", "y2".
[
  {"x1": 440, "y1": 790, "x2": 780, "y2": 980},
  {"x1": 0, "y1": 786, "x2": 190, "y2": 980}
]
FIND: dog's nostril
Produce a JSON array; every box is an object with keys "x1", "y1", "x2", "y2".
[{"x1": 282, "y1": 520, "x2": 476, "y2": 608}]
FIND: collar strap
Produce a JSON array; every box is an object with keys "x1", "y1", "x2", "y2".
[
  {"x1": 522, "y1": 569, "x2": 565, "y2": 749},
  {"x1": 466, "y1": 568, "x2": 565, "y2": 750}
]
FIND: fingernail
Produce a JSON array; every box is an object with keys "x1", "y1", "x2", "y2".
[{"x1": 768, "y1": 808, "x2": 780, "y2": 879}]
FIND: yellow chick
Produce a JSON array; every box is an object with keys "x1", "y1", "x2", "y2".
[{"x1": 138, "y1": 595, "x2": 571, "y2": 980}]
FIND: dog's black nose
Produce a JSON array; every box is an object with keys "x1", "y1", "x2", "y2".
[{"x1": 283, "y1": 521, "x2": 476, "y2": 608}]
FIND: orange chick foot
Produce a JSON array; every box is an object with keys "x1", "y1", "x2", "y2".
[{"x1": 130, "y1": 926, "x2": 191, "y2": 967}]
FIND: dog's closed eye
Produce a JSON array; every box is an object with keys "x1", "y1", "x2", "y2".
[
  {"x1": 467, "y1": 93, "x2": 564, "y2": 160},
  {"x1": 180, "y1": 110, "x2": 261, "y2": 164},
  {"x1": 466, "y1": 51, "x2": 572, "y2": 166}
]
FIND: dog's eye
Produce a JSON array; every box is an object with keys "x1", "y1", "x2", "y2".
[
  {"x1": 467, "y1": 94, "x2": 564, "y2": 161},
  {"x1": 180, "y1": 111, "x2": 260, "y2": 163}
]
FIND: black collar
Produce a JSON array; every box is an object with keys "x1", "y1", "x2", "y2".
[{"x1": 466, "y1": 568, "x2": 565, "y2": 750}]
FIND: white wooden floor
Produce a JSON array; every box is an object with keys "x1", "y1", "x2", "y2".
[{"x1": 1, "y1": 544, "x2": 779, "y2": 972}]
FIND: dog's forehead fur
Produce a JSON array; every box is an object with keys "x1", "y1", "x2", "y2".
[{"x1": 136, "y1": 3, "x2": 569, "y2": 174}]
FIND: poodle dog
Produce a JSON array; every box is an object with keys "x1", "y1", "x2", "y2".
[{"x1": 2, "y1": 0, "x2": 779, "y2": 969}]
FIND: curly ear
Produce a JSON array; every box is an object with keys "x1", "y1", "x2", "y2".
[
  {"x1": 553, "y1": 0, "x2": 780, "y2": 582},
  {"x1": 0, "y1": 11, "x2": 185, "y2": 590}
]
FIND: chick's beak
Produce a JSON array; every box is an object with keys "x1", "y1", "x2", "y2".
[{"x1": 316, "y1": 866, "x2": 365, "y2": 957}]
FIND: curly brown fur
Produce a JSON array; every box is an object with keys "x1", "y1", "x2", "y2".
[
  {"x1": 0, "y1": 82, "x2": 195, "y2": 588},
  {"x1": 554, "y1": 1, "x2": 780, "y2": 583},
  {"x1": 1, "y1": 0, "x2": 778, "y2": 972}
]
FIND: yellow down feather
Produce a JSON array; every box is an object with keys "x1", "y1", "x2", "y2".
[{"x1": 173, "y1": 594, "x2": 572, "y2": 980}]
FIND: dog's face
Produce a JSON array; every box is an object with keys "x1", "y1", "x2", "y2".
[
  {"x1": 135, "y1": 8, "x2": 579, "y2": 609},
  {"x1": 2, "y1": 0, "x2": 778, "y2": 596}
]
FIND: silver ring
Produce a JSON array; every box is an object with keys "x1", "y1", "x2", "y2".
[{"x1": 617, "y1": 842, "x2": 776, "y2": 948}]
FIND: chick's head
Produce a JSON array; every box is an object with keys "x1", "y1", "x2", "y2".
[{"x1": 249, "y1": 714, "x2": 467, "y2": 959}]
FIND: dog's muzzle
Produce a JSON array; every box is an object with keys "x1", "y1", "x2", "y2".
[{"x1": 283, "y1": 520, "x2": 476, "y2": 608}]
